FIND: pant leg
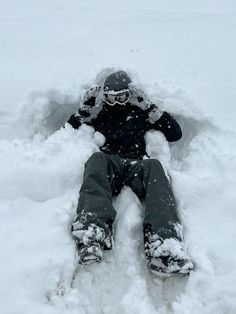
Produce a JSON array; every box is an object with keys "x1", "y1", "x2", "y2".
[
  {"x1": 125, "y1": 159, "x2": 182, "y2": 241},
  {"x1": 142, "y1": 159, "x2": 181, "y2": 241},
  {"x1": 72, "y1": 152, "x2": 125, "y2": 248}
]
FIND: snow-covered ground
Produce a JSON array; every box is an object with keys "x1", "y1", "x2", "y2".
[{"x1": 1, "y1": 1, "x2": 236, "y2": 313}]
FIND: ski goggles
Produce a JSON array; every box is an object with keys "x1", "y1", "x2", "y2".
[{"x1": 104, "y1": 89, "x2": 131, "y2": 105}]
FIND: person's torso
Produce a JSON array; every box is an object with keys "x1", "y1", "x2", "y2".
[{"x1": 91, "y1": 102, "x2": 148, "y2": 159}]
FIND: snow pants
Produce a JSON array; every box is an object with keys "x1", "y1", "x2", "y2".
[{"x1": 72, "y1": 152, "x2": 182, "y2": 251}]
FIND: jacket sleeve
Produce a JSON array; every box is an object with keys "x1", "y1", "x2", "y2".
[
  {"x1": 67, "y1": 113, "x2": 83, "y2": 129},
  {"x1": 67, "y1": 85, "x2": 101, "y2": 130},
  {"x1": 146, "y1": 105, "x2": 182, "y2": 142}
]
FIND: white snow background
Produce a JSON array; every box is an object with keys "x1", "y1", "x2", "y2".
[{"x1": 0, "y1": 1, "x2": 236, "y2": 313}]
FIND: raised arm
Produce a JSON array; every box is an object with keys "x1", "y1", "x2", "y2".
[
  {"x1": 146, "y1": 105, "x2": 182, "y2": 142},
  {"x1": 67, "y1": 85, "x2": 102, "y2": 129}
]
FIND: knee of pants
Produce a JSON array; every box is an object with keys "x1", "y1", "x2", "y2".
[
  {"x1": 85, "y1": 151, "x2": 107, "y2": 167},
  {"x1": 143, "y1": 158, "x2": 164, "y2": 171}
]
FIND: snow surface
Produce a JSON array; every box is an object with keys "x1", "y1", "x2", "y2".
[{"x1": 1, "y1": 1, "x2": 236, "y2": 313}]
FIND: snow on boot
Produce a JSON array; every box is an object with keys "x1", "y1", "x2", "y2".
[
  {"x1": 147, "y1": 236, "x2": 194, "y2": 276},
  {"x1": 71, "y1": 222, "x2": 112, "y2": 265},
  {"x1": 72, "y1": 221, "x2": 112, "y2": 250},
  {"x1": 78, "y1": 242, "x2": 103, "y2": 265},
  {"x1": 149, "y1": 254, "x2": 194, "y2": 276}
]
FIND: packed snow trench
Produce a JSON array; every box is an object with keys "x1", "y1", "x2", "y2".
[{"x1": 1, "y1": 1, "x2": 236, "y2": 314}]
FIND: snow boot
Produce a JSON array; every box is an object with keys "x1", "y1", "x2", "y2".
[
  {"x1": 71, "y1": 222, "x2": 112, "y2": 265},
  {"x1": 146, "y1": 236, "x2": 194, "y2": 276},
  {"x1": 78, "y1": 242, "x2": 103, "y2": 265},
  {"x1": 149, "y1": 254, "x2": 194, "y2": 276}
]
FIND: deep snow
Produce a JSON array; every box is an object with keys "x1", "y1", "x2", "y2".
[{"x1": 0, "y1": 1, "x2": 236, "y2": 314}]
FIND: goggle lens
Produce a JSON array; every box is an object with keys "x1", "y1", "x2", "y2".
[{"x1": 104, "y1": 90, "x2": 130, "y2": 105}]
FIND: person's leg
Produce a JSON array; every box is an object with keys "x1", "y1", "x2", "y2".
[
  {"x1": 126, "y1": 159, "x2": 193, "y2": 274},
  {"x1": 72, "y1": 152, "x2": 125, "y2": 262},
  {"x1": 142, "y1": 159, "x2": 181, "y2": 242},
  {"x1": 125, "y1": 159, "x2": 180, "y2": 240}
]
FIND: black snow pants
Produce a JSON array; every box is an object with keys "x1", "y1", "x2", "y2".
[{"x1": 72, "y1": 152, "x2": 182, "y2": 251}]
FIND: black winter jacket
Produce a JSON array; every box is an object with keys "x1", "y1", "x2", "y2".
[{"x1": 67, "y1": 87, "x2": 182, "y2": 159}]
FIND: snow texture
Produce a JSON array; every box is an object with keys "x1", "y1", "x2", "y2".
[{"x1": 1, "y1": 1, "x2": 236, "y2": 313}]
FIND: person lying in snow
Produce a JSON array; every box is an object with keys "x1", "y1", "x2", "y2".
[{"x1": 67, "y1": 71, "x2": 194, "y2": 276}]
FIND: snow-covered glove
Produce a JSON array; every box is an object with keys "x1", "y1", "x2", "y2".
[
  {"x1": 79, "y1": 85, "x2": 102, "y2": 117},
  {"x1": 129, "y1": 83, "x2": 150, "y2": 109},
  {"x1": 148, "y1": 104, "x2": 164, "y2": 123},
  {"x1": 82, "y1": 85, "x2": 101, "y2": 105}
]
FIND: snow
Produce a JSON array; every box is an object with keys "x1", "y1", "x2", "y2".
[{"x1": 1, "y1": 1, "x2": 236, "y2": 313}]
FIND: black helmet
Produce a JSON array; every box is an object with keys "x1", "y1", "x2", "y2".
[{"x1": 103, "y1": 71, "x2": 131, "y2": 92}]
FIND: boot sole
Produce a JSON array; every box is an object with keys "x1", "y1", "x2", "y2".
[{"x1": 149, "y1": 267, "x2": 190, "y2": 277}]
